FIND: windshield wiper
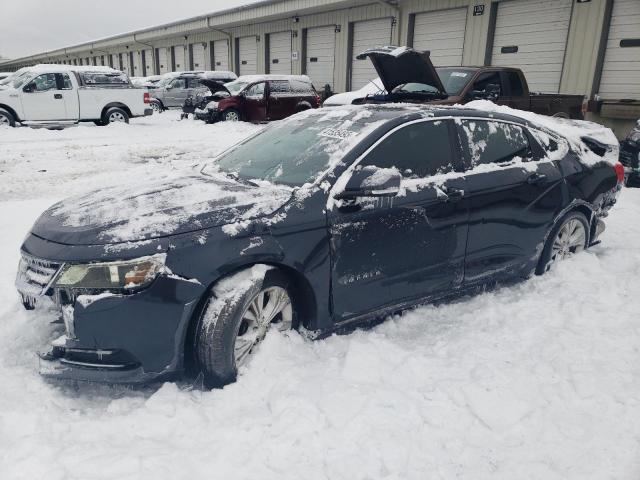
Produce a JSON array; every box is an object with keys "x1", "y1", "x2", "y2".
[{"x1": 225, "y1": 171, "x2": 261, "y2": 187}]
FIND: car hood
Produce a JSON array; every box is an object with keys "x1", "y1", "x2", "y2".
[
  {"x1": 31, "y1": 173, "x2": 293, "y2": 246},
  {"x1": 356, "y1": 46, "x2": 446, "y2": 96},
  {"x1": 199, "y1": 79, "x2": 230, "y2": 93}
]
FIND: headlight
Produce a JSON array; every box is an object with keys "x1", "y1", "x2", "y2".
[{"x1": 54, "y1": 254, "x2": 166, "y2": 291}]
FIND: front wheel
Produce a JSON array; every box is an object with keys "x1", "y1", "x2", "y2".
[
  {"x1": 536, "y1": 211, "x2": 589, "y2": 274},
  {"x1": 0, "y1": 108, "x2": 16, "y2": 127},
  {"x1": 222, "y1": 109, "x2": 241, "y2": 122},
  {"x1": 103, "y1": 107, "x2": 129, "y2": 125},
  {"x1": 194, "y1": 266, "x2": 295, "y2": 388}
]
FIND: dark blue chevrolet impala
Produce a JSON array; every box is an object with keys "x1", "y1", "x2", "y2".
[{"x1": 16, "y1": 105, "x2": 623, "y2": 387}]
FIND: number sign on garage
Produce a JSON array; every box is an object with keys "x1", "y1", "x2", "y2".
[
  {"x1": 598, "y1": 0, "x2": 640, "y2": 100},
  {"x1": 238, "y1": 36, "x2": 258, "y2": 76},
  {"x1": 268, "y1": 31, "x2": 292, "y2": 75},
  {"x1": 411, "y1": 8, "x2": 467, "y2": 66},
  {"x1": 490, "y1": 0, "x2": 572, "y2": 93},
  {"x1": 350, "y1": 18, "x2": 394, "y2": 90},
  {"x1": 305, "y1": 26, "x2": 336, "y2": 90}
]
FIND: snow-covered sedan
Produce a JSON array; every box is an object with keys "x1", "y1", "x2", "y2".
[{"x1": 16, "y1": 104, "x2": 623, "y2": 388}]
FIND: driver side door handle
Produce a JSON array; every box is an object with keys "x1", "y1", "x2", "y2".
[
  {"x1": 54, "y1": 94, "x2": 63, "y2": 100},
  {"x1": 439, "y1": 187, "x2": 465, "y2": 203},
  {"x1": 527, "y1": 173, "x2": 547, "y2": 185}
]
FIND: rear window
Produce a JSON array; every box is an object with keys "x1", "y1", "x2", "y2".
[
  {"x1": 290, "y1": 79, "x2": 314, "y2": 93},
  {"x1": 80, "y1": 72, "x2": 129, "y2": 85},
  {"x1": 458, "y1": 120, "x2": 532, "y2": 166},
  {"x1": 270, "y1": 80, "x2": 290, "y2": 94}
]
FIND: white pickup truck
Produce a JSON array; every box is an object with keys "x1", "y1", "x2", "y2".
[{"x1": 0, "y1": 65, "x2": 153, "y2": 127}]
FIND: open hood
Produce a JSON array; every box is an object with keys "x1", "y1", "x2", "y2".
[
  {"x1": 355, "y1": 46, "x2": 446, "y2": 96},
  {"x1": 199, "y1": 79, "x2": 231, "y2": 95}
]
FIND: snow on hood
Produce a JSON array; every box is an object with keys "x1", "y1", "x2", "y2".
[
  {"x1": 323, "y1": 78, "x2": 384, "y2": 106},
  {"x1": 33, "y1": 173, "x2": 293, "y2": 245},
  {"x1": 463, "y1": 100, "x2": 619, "y2": 166}
]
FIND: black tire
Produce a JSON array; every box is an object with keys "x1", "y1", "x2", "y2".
[
  {"x1": 536, "y1": 211, "x2": 590, "y2": 275},
  {"x1": 194, "y1": 267, "x2": 296, "y2": 388},
  {"x1": 222, "y1": 108, "x2": 241, "y2": 122},
  {"x1": 0, "y1": 108, "x2": 16, "y2": 127},
  {"x1": 102, "y1": 107, "x2": 129, "y2": 125},
  {"x1": 150, "y1": 100, "x2": 162, "y2": 114}
]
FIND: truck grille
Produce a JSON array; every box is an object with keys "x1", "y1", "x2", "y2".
[{"x1": 15, "y1": 253, "x2": 63, "y2": 307}]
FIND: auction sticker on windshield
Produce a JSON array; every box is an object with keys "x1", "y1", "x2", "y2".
[{"x1": 318, "y1": 128, "x2": 357, "y2": 140}]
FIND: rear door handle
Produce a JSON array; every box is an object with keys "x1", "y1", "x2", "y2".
[
  {"x1": 54, "y1": 94, "x2": 63, "y2": 99},
  {"x1": 440, "y1": 187, "x2": 465, "y2": 203},
  {"x1": 527, "y1": 173, "x2": 547, "y2": 185}
]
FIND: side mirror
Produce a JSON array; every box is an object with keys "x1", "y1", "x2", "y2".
[
  {"x1": 334, "y1": 166, "x2": 402, "y2": 200},
  {"x1": 23, "y1": 83, "x2": 35, "y2": 93}
]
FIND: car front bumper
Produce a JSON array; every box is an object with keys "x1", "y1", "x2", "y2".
[{"x1": 18, "y1": 262, "x2": 204, "y2": 384}]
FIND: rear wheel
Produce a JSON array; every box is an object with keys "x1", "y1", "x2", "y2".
[
  {"x1": 537, "y1": 211, "x2": 589, "y2": 274},
  {"x1": 103, "y1": 107, "x2": 129, "y2": 125},
  {"x1": 0, "y1": 108, "x2": 16, "y2": 127},
  {"x1": 194, "y1": 267, "x2": 295, "y2": 388},
  {"x1": 150, "y1": 100, "x2": 162, "y2": 113},
  {"x1": 222, "y1": 109, "x2": 241, "y2": 122}
]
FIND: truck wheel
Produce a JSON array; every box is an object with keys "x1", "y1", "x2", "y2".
[
  {"x1": 103, "y1": 107, "x2": 129, "y2": 124},
  {"x1": 193, "y1": 266, "x2": 296, "y2": 388},
  {"x1": 0, "y1": 108, "x2": 16, "y2": 127},
  {"x1": 150, "y1": 100, "x2": 162, "y2": 114},
  {"x1": 222, "y1": 109, "x2": 241, "y2": 122}
]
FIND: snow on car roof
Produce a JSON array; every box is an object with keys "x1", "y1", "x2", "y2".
[{"x1": 234, "y1": 74, "x2": 311, "y2": 83}]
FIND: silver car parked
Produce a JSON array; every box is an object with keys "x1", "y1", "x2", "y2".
[{"x1": 150, "y1": 71, "x2": 237, "y2": 110}]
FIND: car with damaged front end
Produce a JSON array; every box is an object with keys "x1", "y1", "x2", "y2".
[{"x1": 16, "y1": 104, "x2": 623, "y2": 388}]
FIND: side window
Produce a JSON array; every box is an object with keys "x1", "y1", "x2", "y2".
[
  {"x1": 458, "y1": 120, "x2": 532, "y2": 167},
  {"x1": 290, "y1": 79, "x2": 314, "y2": 93},
  {"x1": 187, "y1": 78, "x2": 201, "y2": 88},
  {"x1": 245, "y1": 82, "x2": 265, "y2": 98},
  {"x1": 529, "y1": 128, "x2": 567, "y2": 159},
  {"x1": 471, "y1": 72, "x2": 502, "y2": 97},
  {"x1": 57, "y1": 74, "x2": 73, "y2": 90},
  {"x1": 269, "y1": 80, "x2": 290, "y2": 95},
  {"x1": 28, "y1": 74, "x2": 58, "y2": 92},
  {"x1": 359, "y1": 121, "x2": 455, "y2": 179},
  {"x1": 171, "y1": 78, "x2": 186, "y2": 89},
  {"x1": 504, "y1": 71, "x2": 524, "y2": 96}
]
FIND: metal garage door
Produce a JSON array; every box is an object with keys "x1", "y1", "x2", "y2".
[
  {"x1": 239, "y1": 36, "x2": 258, "y2": 76},
  {"x1": 598, "y1": 0, "x2": 640, "y2": 100},
  {"x1": 173, "y1": 45, "x2": 186, "y2": 71},
  {"x1": 490, "y1": 0, "x2": 572, "y2": 93},
  {"x1": 212, "y1": 40, "x2": 230, "y2": 71},
  {"x1": 143, "y1": 49, "x2": 154, "y2": 76},
  {"x1": 350, "y1": 18, "x2": 394, "y2": 89},
  {"x1": 268, "y1": 31, "x2": 292, "y2": 75},
  {"x1": 133, "y1": 51, "x2": 144, "y2": 75},
  {"x1": 306, "y1": 26, "x2": 336, "y2": 90},
  {"x1": 157, "y1": 48, "x2": 169, "y2": 74},
  {"x1": 121, "y1": 53, "x2": 131, "y2": 74},
  {"x1": 192, "y1": 43, "x2": 206, "y2": 69},
  {"x1": 412, "y1": 8, "x2": 467, "y2": 66},
  {"x1": 111, "y1": 54, "x2": 118, "y2": 69}
]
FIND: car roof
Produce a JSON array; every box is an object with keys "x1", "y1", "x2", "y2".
[{"x1": 234, "y1": 74, "x2": 312, "y2": 83}]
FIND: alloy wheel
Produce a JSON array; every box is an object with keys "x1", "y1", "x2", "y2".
[
  {"x1": 151, "y1": 102, "x2": 160, "y2": 113},
  {"x1": 551, "y1": 218, "x2": 586, "y2": 263},
  {"x1": 224, "y1": 111, "x2": 239, "y2": 121},
  {"x1": 0, "y1": 114, "x2": 10, "y2": 125},
  {"x1": 108, "y1": 111, "x2": 126, "y2": 123},
  {"x1": 234, "y1": 286, "x2": 292, "y2": 367}
]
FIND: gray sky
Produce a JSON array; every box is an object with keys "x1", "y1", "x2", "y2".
[{"x1": 0, "y1": 0, "x2": 261, "y2": 59}]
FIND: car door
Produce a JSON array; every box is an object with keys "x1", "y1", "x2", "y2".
[
  {"x1": 165, "y1": 77, "x2": 186, "y2": 107},
  {"x1": 266, "y1": 80, "x2": 290, "y2": 120},
  {"x1": 56, "y1": 73, "x2": 79, "y2": 120},
  {"x1": 454, "y1": 118, "x2": 563, "y2": 283},
  {"x1": 20, "y1": 73, "x2": 67, "y2": 121},
  {"x1": 242, "y1": 82, "x2": 267, "y2": 121},
  {"x1": 499, "y1": 71, "x2": 530, "y2": 110},
  {"x1": 328, "y1": 119, "x2": 468, "y2": 322}
]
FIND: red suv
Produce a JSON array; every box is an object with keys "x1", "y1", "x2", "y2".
[{"x1": 195, "y1": 75, "x2": 320, "y2": 123}]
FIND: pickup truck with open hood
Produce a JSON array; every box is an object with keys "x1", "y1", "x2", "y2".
[
  {"x1": 0, "y1": 65, "x2": 153, "y2": 127},
  {"x1": 326, "y1": 46, "x2": 584, "y2": 119}
]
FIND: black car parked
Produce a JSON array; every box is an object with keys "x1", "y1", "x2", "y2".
[{"x1": 16, "y1": 105, "x2": 622, "y2": 388}]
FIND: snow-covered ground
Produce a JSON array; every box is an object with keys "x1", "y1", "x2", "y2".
[{"x1": 0, "y1": 112, "x2": 639, "y2": 479}]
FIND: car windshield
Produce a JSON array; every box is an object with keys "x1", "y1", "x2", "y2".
[
  {"x1": 156, "y1": 75, "x2": 178, "y2": 87},
  {"x1": 203, "y1": 109, "x2": 388, "y2": 186},
  {"x1": 225, "y1": 80, "x2": 249, "y2": 95},
  {"x1": 436, "y1": 67, "x2": 477, "y2": 95},
  {"x1": 392, "y1": 82, "x2": 441, "y2": 94}
]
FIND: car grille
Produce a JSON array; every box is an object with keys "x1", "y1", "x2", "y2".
[{"x1": 15, "y1": 253, "x2": 63, "y2": 306}]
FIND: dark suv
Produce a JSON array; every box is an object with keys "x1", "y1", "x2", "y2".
[
  {"x1": 194, "y1": 75, "x2": 320, "y2": 123},
  {"x1": 16, "y1": 105, "x2": 622, "y2": 388}
]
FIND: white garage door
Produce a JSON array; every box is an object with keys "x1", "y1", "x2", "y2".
[
  {"x1": 491, "y1": 0, "x2": 572, "y2": 93},
  {"x1": 121, "y1": 53, "x2": 131, "y2": 74},
  {"x1": 173, "y1": 46, "x2": 186, "y2": 71},
  {"x1": 213, "y1": 40, "x2": 230, "y2": 71},
  {"x1": 412, "y1": 8, "x2": 467, "y2": 66},
  {"x1": 192, "y1": 43, "x2": 206, "y2": 69},
  {"x1": 351, "y1": 18, "x2": 394, "y2": 89},
  {"x1": 133, "y1": 51, "x2": 144, "y2": 75},
  {"x1": 143, "y1": 49, "x2": 154, "y2": 76},
  {"x1": 157, "y1": 48, "x2": 169, "y2": 74},
  {"x1": 239, "y1": 36, "x2": 258, "y2": 76},
  {"x1": 306, "y1": 26, "x2": 336, "y2": 90},
  {"x1": 598, "y1": 0, "x2": 640, "y2": 100},
  {"x1": 110, "y1": 54, "x2": 119, "y2": 69},
  {"x1": 269, "y1": 31, "x2": 292, "y2": 75}
]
